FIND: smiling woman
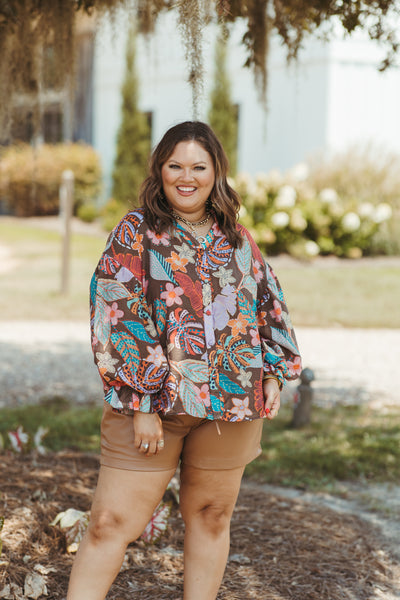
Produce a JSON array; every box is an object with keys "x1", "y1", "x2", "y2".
[
  {"x1": 66, "y1": 121, "x2": 301, "y2": 600},
  {"x1": 161, "y1": 140, "x2": 215, "y2": 223}
]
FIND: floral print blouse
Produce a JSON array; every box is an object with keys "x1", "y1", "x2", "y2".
[{"x1": 90, "y1": 208, "x2": 301, "y2": 422}]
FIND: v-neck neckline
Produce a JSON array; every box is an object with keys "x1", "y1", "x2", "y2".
[{"x1": 173, "y1": 220, "x2": 214, "y2": 249}]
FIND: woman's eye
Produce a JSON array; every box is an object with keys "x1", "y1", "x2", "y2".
[
  {"x1": 169, "y1": 164, "x2": 180, "y2": 169},
  {"x1": 194, "y1": 166, "x2": 206, "y2": 171}
]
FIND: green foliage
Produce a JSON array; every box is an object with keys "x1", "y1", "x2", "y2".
[
  {"x1": 77, "y1": 201, "x2": 98, "y2": 223},
  {"x1": 101, "y1": 197, "x2": 128, "y2": 231},
  {"x1": 0, "y1": 399, "x2": 102, "y2": 453},
  {"x1": 246, "y1": 403, "x2": 400, "y2": 489},
  {"x1": 2, "y1": 1, "x2": 399, "y2": 142},
  {"x1": 0, "y1": 143, "x2": 102, "y2": 217},
  {"x1": 208, "y1": 29, "x2": 238, "y2": 174},
  {"x1": 235, "y1": 147, "x2": 399, "y2": 258},
  {"x1": 111, "y1": 26, "x2": 151, "y2": 207}
]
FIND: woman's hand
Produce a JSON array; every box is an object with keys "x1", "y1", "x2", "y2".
[
  {"x1": 133, "y1": 412, "x2": 165, "y2": 456},
  {"x1": 263, "y1": 379, "x2": 281, "y2": 420}
]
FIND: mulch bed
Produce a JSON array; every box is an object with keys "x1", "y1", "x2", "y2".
[{"x1": 0, "y1": 452, "x2": 399, "y2": 600}]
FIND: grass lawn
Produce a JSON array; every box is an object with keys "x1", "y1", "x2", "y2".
[
  {"x1": 1, "y1": 399, "x2": 399, "y2": 489},
  {"x1": 1, "y1": 217, "x2": 399, "y2": 326},
  {"x1": 247, "y1": 403, "x2": 400, "y2": 489},
  {"x1": 0, "y1": 399, "x2": 102, "y2": 453},
  {"x1": 269, "y1": 257, "x2": 400, "y2": 328},
  {"x1": 0, "y1": 219, "x2": 107, "y2": 320}
]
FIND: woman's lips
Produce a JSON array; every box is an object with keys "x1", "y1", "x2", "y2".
[{"x1": 176, "y1": 186, "x2": 197, "y2": 196}]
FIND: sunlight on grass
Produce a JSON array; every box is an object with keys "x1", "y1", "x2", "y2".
[
  {"x1": 269, "y1": 259, "x2": 400, "y2": 328},
  {"x1": 0, "y1": 220, "x2": 107, "y2": 320},
  {"x1": 1, "y1": 218, "x2": 399, "y2": 325},
  {"x1": 245, "y1": 404, "x2": 400, "y2": 488}
]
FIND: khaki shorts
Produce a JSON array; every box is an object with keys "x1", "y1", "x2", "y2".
[{"x1": 100, "y1": 402, "x2": 264, "y2": 471}]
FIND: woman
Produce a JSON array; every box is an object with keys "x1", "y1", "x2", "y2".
[{"x1": 67, "y1": 121, "x2": 301, "y2": 599}]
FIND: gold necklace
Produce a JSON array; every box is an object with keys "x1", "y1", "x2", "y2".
[{"x1": 172, "y1": 212, "x2": 210, "y2": 242}]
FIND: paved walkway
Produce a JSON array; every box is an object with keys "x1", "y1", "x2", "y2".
[{"x1": 0, "y1": 321, "x2": 399, "y2": 408}]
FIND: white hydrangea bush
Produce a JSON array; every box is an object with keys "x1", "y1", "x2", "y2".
[{"x1": 235, "y1": 164, "x2": 395, "y2": 258}]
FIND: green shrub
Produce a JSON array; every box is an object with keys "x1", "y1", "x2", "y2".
[
  {"x1": 101, "y1": 197, "x2": 128, "y2": 232},
  {"x1": 235, "y1": 147, "x2": 399, "y2": 258},
  {"x1": 77, "y1": 201, "x2": 98, "y2": 223},
  {"x1": 208, "y1": 28, "x2": 238, "y2": 175},
  {"x1": 0, "y1": 143, "x2": 102, "y2": 217},
  {"x1": 111, "y1": 26, "x2": 150, "y2": 207}
]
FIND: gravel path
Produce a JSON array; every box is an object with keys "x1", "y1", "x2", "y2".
[{"x1": 0, "y1": 320, "x2": 399, "y2": 408}]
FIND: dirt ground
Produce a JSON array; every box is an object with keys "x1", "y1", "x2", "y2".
[{"x1": 1, "y1": 452, "x2": 399, "y2": 600}]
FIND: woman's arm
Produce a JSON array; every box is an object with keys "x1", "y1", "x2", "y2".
[{"x1": 90, "y1": 216, "x2": 169, "y2": 414}]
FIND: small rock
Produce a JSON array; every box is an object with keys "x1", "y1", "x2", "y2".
[{"x1": 229, "y1": 553, "x2": 251, "y2": 564}]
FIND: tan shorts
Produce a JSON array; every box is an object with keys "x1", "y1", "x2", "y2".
[{"x1": 100, "y1": 402, "x2": 264, "y2": 471}]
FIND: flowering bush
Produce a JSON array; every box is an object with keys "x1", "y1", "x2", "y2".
[{"x1": 233, "y1": 164, "x2": 396, "y2": 258}]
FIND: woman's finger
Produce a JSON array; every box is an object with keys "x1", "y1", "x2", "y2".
[
  {"x1": 138, "y1": 440, "x2": 150, "y2": 454},
  {"x1": 265, "y1": 395, "x2": 281, "y2": 419},
  {"x1": 145, "y1": 440, "x2": 158, "y2": 456}
]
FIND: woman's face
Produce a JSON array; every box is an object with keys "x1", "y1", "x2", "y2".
[{"x1": 161, "y1": 140, "x2": 215, "y2": 221}]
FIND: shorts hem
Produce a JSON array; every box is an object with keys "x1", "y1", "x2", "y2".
[
  {"x1": 100, "y1": 456, "x2": 179, "y2": 472},
  {"x1": 181, "y1": 447, "x2": 262, "y2": 471}
]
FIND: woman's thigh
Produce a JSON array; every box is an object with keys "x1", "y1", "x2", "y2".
[
  {"x1": 89, "y1": 465, "x2": 176, "y2": 541},
  {"x1": 179, "y1": 464, "x2": 245, "y2": 521}
]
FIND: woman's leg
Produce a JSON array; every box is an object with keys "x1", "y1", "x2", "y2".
[
  {"x1": 179, "y1": 464, "x2": 245, "y2": 600},
  {"x1": 67, "y1": 465, "x2": 176, "y2": 600}
]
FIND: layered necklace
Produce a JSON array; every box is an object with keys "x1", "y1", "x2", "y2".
[{"x1": 172, "y1": 211, "x2": 211, "y2": 244}]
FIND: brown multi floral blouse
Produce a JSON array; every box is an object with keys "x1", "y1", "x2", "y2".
[{"x1": 90, "y1": 208, "x2": 301, "y2": 421}]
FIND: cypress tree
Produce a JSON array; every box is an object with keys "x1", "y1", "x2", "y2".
[
  {"x1": 208, "y1": 30, "x2": 238, "y2": 175},
  {"x1": 111, "y1": 26, "x2": 150, "y2": 206}
]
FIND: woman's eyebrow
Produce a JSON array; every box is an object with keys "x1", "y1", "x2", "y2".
[{"x1": 167, "y1": 159, "x2": 208, "y2": 166}]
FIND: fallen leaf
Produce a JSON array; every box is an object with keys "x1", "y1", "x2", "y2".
[
  {"x1": 0, "y1": 585, "x2": 10, "y2": 599},
  {"x1": 50, "y1": 508, "x2": 86, "y2": 529},
  {"x1": 34, "y1": 564, "x2": 57, "y2": 575},
  {"x1": 24, "y1": 572, "x2": 48, "y2": 599},
  {"x1": 0, "y1": 584, "x2": 24, "y2": 600},
  {"x1": 65, "y1": 512, "x2": 90, "y2": 553}
]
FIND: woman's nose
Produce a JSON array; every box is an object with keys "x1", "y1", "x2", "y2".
[{"x1": 181, "y1": 168, "x2": 194, "y2": 181}]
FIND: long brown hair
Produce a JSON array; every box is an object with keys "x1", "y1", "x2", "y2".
[{"x1": 140, "y1": 121, "x2": 243, "y2": 248}]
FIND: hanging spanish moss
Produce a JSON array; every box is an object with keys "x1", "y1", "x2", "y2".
[
  {"x1": 177, "y1": 0, "x2": 208, "y2": 118},
  {"x1": 0, "y1": 0, "x2": 399, "y2": 141}
]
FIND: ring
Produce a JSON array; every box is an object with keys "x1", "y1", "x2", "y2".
[
  {"x1": 157, "y1": 439, "x2": 165, "y2": 448},
  {"x1": 142, "y1": 443, "x2": 149, "y2": 450}
]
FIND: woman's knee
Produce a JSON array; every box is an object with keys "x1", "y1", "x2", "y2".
[
  {"x1": 87, "y1": 508, "x2": 133, "y2": 544},
  {"x1": 181, "y1": 501, "x2": 233, "y2": 537}
]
